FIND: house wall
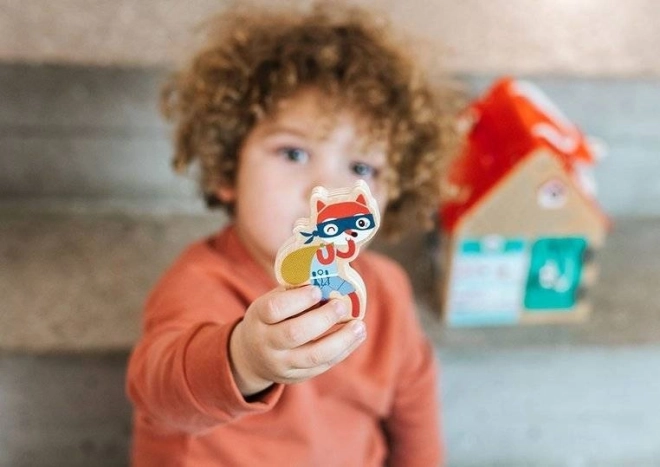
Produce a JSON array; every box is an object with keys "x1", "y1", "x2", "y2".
[{"x1": 456, "y1": 149, "x2": 608, "y2": 243}]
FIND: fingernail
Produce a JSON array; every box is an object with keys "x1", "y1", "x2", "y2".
[
  {"x1": 334, "y1": 300, "x2": 348, "y2": 319},
  {"x1": 352, "y1": 320, "x2": 366, "y2": 340},
  {"x1": 310, "y1": 286, "x2": 322, "y2": 301}
]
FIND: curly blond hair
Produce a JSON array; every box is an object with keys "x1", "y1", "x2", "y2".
[{"x1": 161, "y1": 2, "x2": 462, "y2": 238}]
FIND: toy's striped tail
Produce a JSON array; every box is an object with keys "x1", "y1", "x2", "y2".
[{"x1": 348, "y1": 292, "x2": 360, "y2": 318}]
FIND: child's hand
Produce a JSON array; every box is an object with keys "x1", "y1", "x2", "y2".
[{"x1": 229, "y1": 285, "x2": 367, "y2": 396}]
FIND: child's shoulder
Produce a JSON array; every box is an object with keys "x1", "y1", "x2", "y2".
[
  {"x1": 356, "y1": 250, "x2": 421, "y2": 329},
  {"x1": 356, "y1": 248, "x2": 411, "y2": 291},
  {"x1": 169, "y1": 236, "x2": 222, "y2": 270},
  {"x1": 156, "y1": 227, "x2": 236, "y2": 282},
  {"x1": 159, "y1": 225, "x2": 273, "y2": 287}
]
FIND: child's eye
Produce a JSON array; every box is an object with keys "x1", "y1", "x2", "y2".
[
  {"x1": 351, "y1": 162, "x2": 377, "y2": 179},
  {"x1": 280, "y1": 147, "x2": 309, "y2": 163}
]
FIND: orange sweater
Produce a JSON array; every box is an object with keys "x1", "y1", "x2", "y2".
[{"x1": 126, "y1": 226, "x2": 443, "y2": 466}]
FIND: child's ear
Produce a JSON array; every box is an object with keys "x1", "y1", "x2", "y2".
[
  {"x1": 216, "y1": 185, "x2": 236, "y2": 203},
  {"x1": 356, "y1": 194, "x2": 367, "y2": 205},
  {"x1": 317, "y1": 200, "x2": 326, "y2": 211}
]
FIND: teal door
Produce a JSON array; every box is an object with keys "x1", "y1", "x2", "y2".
[{"x1": 524, "y1": 236, "x2": 588, "y2": 310}]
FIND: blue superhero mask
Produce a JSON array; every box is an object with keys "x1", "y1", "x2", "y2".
[{"x1": 300, "y1": 214, "x2": 375, "y2": 244}]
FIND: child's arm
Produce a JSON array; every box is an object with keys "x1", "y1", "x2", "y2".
[
  {"x1": 229, "y1": 285, "x2": 367, "y2": 396},
  {"x1": 126, "y1": 256, "x2": 285, "y2": 435},
  {"x1": 385, "y1": 337, "x2": 443, "y2": 466},
  {"x1": 127, "y1": 257, "x2": 366, "y2": 434},
  {"x1": 379, "y1": 265, "x2": 444, "y2": 467}
]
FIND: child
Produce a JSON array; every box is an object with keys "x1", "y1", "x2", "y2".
[{"x1": 126, "y1": 3, "x2": 460, "y2": 466}]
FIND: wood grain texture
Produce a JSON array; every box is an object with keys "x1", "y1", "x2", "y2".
[{"x1": 0, "y1": 1, "x2": 658, "y2": 76}]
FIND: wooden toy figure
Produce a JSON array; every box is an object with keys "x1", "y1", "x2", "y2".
[{"x1": 274, "y1": 180, "x2": 381, "y2": 320}]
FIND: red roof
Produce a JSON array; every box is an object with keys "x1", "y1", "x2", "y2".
[{"x1": 440, "y1": 77, "x2": 605, "y2": 233}]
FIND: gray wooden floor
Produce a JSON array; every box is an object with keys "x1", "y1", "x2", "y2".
[
  {"x1": 441, "y1": 347, "x2": 660, "y2": 466},
  {"x1": 3, "y1": 347, "x2": 660, "y2": 466}
]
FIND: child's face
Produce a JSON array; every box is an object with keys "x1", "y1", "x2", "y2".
[{"x1": 218, "y1": 88, "x2": 389, "y2": 273}]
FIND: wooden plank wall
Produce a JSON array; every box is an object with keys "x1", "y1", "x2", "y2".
[
  {"x1": 1, "y1": 0, "x2": 658, "y2": 76},
  {"x1": 1, "y1": 64, "x2": 658, "y2": 217}
]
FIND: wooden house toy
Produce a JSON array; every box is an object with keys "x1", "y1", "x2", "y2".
[{"x1": 439, "y1": 78, "x2": 609, "y2": 327}]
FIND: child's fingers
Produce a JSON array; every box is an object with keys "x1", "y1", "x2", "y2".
[
  {"x1": 288, "y1": 319, "x2": 367, "y2": 373},
  {"x1": 269, "y1": 299, "x2": 349, "y2": 350},
  {"x1": 257, "y1": 286, "x2": 322, "y2": 324}
]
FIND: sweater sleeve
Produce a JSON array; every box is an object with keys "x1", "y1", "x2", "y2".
[
  {"x1": 381, "y1": 264, "x2": 444, "y2": 467},
  {"x1": 126, "y1": 249, "x2": 284, "y2": 435}
]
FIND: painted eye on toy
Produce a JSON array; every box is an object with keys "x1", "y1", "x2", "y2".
[
  {"x1": 355, "y1": 216, "x2": 372, "y2": 230},
  {"x1": 323, "y1": 223, "x2": 339, "y2": 236}
]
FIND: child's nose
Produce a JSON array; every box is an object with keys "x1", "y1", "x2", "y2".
[{"x1": 308, "y1": 162, "x2": 352, "y2": 192}]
